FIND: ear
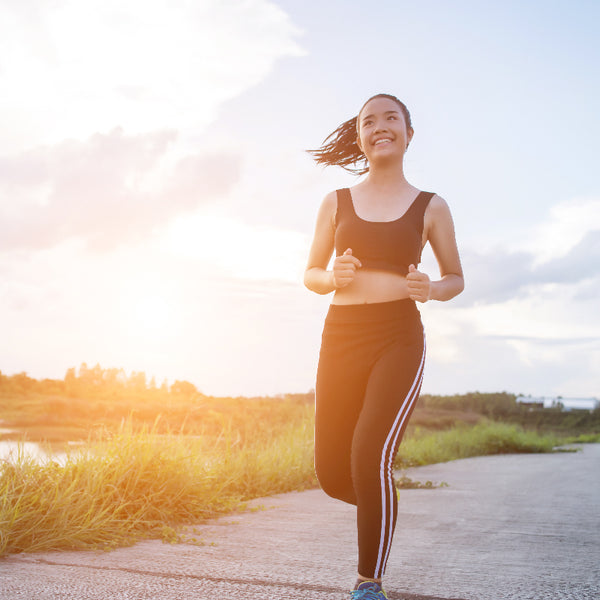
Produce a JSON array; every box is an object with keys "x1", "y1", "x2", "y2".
[
  {"x1": 356, "y1": 135, "x2": 363, "y2": 153},
  {"x1": 406, "y1": 127, "x2": 414, "y2": 148}
]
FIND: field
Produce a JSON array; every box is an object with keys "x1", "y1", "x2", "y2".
[{"x1": 1, "y1": 367, "x2": 599, "y2": 556}]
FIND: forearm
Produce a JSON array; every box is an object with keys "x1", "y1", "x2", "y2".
[
  {"x1": 429, "y1": 273, "x2": 464, "y2": 302},
  {"x1": 304, "y1": 267, "x2": 336, "y2": 295}
]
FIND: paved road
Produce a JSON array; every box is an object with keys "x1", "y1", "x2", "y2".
[{"x1": 1, "y1": 444, "x2": 599, "y2": 600}]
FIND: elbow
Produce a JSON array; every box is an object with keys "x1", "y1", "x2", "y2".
[
  {"x1": 440, "y1": 272, "x2": 464, "y2": 301},
  {"x1": 453, "y1": 274, "x2": 465, "y2": 299},
  {"x1": 303, "y1": 269, "x2": 312, "y2": 291},
  {"x1": 304, "y1": 267, "x2": 333, "y2": 295},
  {"x1": 304, "y1": 268, "x2": 318, "y2": 293}
]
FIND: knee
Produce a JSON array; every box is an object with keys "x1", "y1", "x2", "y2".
[
  {"x1": 319, "y1": 479, "x2": 357, "y2": 505},
  {"x1": 315, "y1": 459, "x2": 356, "y2": 505}
]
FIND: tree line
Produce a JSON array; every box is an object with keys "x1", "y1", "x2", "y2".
[
  {"x1": 0, "y1": 364, "x2": 200, "y2": 400},
  {"x1": 1, "y1": 366, "x2": 597, "y2": 436}
]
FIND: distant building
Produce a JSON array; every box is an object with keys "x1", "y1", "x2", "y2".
[
  {"x1": 557, "y1": 397, "x2": 599, "y2": 411},
  {"x1": 517, "y1": 397, "x2": 544, "y2": 410},
  {"x1": 517, "y1": 396, "x2": 599, "y2": 411}
]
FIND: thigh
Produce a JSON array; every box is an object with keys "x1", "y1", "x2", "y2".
[
  {"x1": 315, "y1": 340, "x2": 368, "y2": 467},
  {"x1": 352, "y1": 331, "x2": 426, "y2": 471},
  {"x1": 314, "y1": 326, "x2": 373, "y2": 502}
]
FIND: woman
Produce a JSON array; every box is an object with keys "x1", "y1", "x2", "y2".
[{"x1": 304, "y1": 93, "x2": 464, "y2": 600}]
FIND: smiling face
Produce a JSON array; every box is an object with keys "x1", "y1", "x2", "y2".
[{"x1": 356, "y1": 96, "x2": 414, "y2": 165}]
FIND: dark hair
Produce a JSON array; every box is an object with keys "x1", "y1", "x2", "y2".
[{"x1": 307, "y1": 94, "x2": 413, "y2": 176}]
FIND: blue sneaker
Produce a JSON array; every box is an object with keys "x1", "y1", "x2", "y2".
[{"x1": 350, "y1": 580, "x2": 388, "y2": 599}]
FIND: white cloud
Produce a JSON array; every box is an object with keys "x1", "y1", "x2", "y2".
[
  {"x1": 422, "y1": 196, "x2": 600, "y2": 307},
  {"x1": 515, "y1": 196, "x2": 600, "y2": 266},
  {"x1": 467, "y1": 287, "x2": 599, "y2": 343},
  {"x1": 419, "y1": 195, "x2": 600, "y2": 397},
  {"x1": 0, "y1": 0, "x2": 304, "y2": 152},
  {"x1": 421, "y1": 299, "x2": 600, "y2": 398},
  {"x1": 0, "y1": 128, "x2": 241, "y2": 250}
]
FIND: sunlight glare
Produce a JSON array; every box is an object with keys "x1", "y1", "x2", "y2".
[
  {"x1": 133, "y1": 296, "x2": 172, "y2": 334},
  {"x1": 120, "y1": 288, "x2": 181, "y2": 344},
  {"x1": 165, "y1": 212, "x2": 308, "y2": 283}
]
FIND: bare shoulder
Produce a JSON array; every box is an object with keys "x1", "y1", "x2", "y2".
[
  {"x1": 316, "y1": 190, "x2": 338, "y2": 225},
  {"x1": 428, "y1": 193, "x2": 451, "y2": 212},
  {"x1": 425, "y1": 193, "x2": 454, "y2": 221},
  {"x1": 321, "y1": 189, "x2": 338, "y2": 209}
]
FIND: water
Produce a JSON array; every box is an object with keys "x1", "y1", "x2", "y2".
[{"x1": 0, "y1": 439, "x2": 72, "y2": 464}]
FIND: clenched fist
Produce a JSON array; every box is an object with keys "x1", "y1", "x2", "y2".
[
  {"x1": 406, "y1": 264, "x2": 431, "y2": 302},
  {"x1": 333, "y1": 248, "x2": 362, "y2": 288}
]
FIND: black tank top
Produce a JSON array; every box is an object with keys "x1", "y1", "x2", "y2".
[{"x1": 334, "y1": 188, "x2": 435, "y2": 276}]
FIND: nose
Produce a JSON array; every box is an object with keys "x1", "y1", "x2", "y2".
[{"x1": 373, "y1": 119, "x2": 388, "y2": 133}]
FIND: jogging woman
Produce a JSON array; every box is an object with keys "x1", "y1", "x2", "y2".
[{"x1": 304, "y1": 93, "x2": 464, "y2": 600}]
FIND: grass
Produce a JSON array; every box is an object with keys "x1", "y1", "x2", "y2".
[
  {"x1": 563, "y1": 432, "x2": 600, "y2": 444},
  {"x1": 0, "y1": 411, "x2": 317, "y2": 556},
  {"x1": 0, "y1": 414, "x2": 581, "y2": 557},
  {"x1": 395, "y1": 421, "x2": 565, "y2": 468}
]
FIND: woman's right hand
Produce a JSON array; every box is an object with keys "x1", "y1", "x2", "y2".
[{"x1": 333, "y1": 248, "x2": 362, "y2": 288}]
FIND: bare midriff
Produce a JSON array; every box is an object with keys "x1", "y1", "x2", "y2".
[{"x1": 331, "y1": 269, "x2": 411, "y2": 305}]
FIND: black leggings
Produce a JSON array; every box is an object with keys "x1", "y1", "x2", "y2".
[{"x1": 315, "y1": 299, "x2": 425, "y2": 579}]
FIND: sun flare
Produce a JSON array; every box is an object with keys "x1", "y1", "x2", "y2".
[
  {"x1": 164, "y1": 212, "x2": 307, "y2": 283},
  {"x1": 120, "y1": 289, "x2": 180, "y2": 344},
  {"x1": 133, "y1": 296, "x2": 172, "y2": 334}
]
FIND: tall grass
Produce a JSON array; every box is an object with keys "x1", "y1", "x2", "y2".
[
  {"x1": 0, "y1": 410, "x2": 316, "y2": 556},
  {"x1": 395, "y1": 421, "x2": 563, "y2": 468},
  {"x1": 1, "y1": 416, "x2": 569, "y2": 556},
  {"x1": 563, "y1": 432, "x2": 600, "y2": 444}
]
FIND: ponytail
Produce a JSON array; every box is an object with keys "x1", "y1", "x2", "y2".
[{"x1": 306, "y1": 115, "x2": 367, "y2": 176}]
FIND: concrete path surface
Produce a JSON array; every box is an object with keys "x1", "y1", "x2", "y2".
[{"x1": 1, "y1": 444, "x2": 599, "y2": 600}]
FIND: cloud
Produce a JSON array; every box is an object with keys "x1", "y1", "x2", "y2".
[
  {"x1": 456, "y1": 247, "x2": 533, "y2": 305},
  {"x1": 0, "y1": 128, "x2": 242, "y2": 250},
  {"x1": 419, "y1": 196, "x2": 600, "y2": 397},
  {"x1": 441, "y1": 197, "x2": 600, "y2": 307},
  {"x1": 457, "y1": 232, "x2": 600, "y2": 306},
  {"x1": 423, "y1": 324, "x2": 600, "y2": 397},
  {"x1": 420, "y1": 295, "x2": 600, "y2": 398},
  {"x1": 0, "y1": 0, "x2": 304, "y2": 152},
  {"x1": 520, "y1": 197, "x2": 600, "y2": 265},
  {"x1": 534, "y1": 229, "x2": 600, "y2": 284}
]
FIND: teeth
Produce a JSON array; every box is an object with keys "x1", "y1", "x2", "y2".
[{"x1": 374, "y1": 139, "x2": 392, "y2": 145}]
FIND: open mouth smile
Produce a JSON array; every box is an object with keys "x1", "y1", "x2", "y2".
[{"x1": 373, "y1": 138, "x2": 393, "y2": 146}]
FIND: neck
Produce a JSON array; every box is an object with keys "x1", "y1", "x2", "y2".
[{"x1": 362, "y1": 161, "x2": 410, "y2": 191}]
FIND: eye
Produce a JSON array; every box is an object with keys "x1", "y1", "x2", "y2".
[{"x1": 387, "y1": 115, "x2": 397, "y2": 120}]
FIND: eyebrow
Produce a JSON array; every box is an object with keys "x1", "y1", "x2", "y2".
[{"x1": 361, "y1": 110, "x2": 400, "y2": 122}]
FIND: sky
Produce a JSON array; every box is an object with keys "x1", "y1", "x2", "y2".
[{"x1": 1, "y1": 0, "x2": 599, "y2": 399}]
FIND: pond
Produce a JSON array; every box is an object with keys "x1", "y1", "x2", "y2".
[{"x1": 0, "y1": 438, "x2": 76, "y2": 464}]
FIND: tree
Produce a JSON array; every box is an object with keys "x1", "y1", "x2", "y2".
[{"x1": 171, "y1": 380, "x2": 198, "y2": 398}]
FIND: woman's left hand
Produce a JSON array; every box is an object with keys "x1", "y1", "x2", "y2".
[{"x1": 406, "y1": 264, "x2": 431, "y2": 303}]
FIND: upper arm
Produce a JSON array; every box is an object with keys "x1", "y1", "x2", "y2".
[
  {"x1": 423, "y1": 195, "x2": 463, "y2": 278},
  {"x1": 305, "y1": 191, "x2": 337, "y2": 271}
]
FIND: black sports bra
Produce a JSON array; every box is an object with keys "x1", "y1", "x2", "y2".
[{"x1": 334, "y1": 188, "x2": 435, "y2": 276}]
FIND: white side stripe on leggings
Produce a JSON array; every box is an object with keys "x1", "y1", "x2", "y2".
[{"x1": 374, "y1": 334, "x2": 426, "y2": 578}]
